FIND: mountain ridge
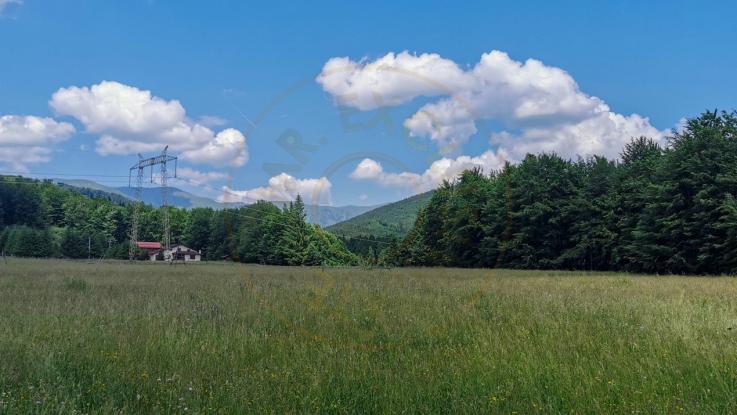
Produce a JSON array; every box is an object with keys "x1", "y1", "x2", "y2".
[{"x1": 326, "y1": 191, "x2": 434, "y2": 238}]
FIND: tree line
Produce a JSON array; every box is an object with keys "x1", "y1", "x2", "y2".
[
  {"x1": 385, "y1": 111, "x2": 737, "y2": 275},
  {"x1": 0, "y1": 177, "x2": 357, "y2": 265},
  {"x1": 3, "y1": 110, "x2": 736, "y2": 273}
]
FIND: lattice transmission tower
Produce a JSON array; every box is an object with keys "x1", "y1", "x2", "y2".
[{"x1": 128, "y1": 146, "x2": 178, "y2": 260}]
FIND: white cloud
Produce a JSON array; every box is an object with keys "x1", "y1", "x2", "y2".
[
  {"x1": 218, "y1": 173, "x2": 332, "y2": 205},
  {"x1": 316, "y1": 52, "x2": 468, "y2": 111},
  {"x1": 0, "y1": 115, "x2": 75, "y2": 146},
  {"x1": 175, "y1": 167, "x2": 228, "y2": 186},
  {"x1": 50, "y1": 81, "x2": 247, "y2": 167},
  {"x1": 318, "y1": 50, "x2": 668, "y2": 156},
  {"x1": 489, "y1": 111, "x2": 665, "y2": 163},
  {"x1": 0, "y1": 115, "x2": 75, "y2": 170},
  {"x1": 179, "y1": 128, "x2": 248, "y2": 166},
  {"x1": 350, "y1": 150, "x2": 508, "y2": 193}
]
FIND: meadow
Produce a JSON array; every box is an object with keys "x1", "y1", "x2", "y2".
[{"x1": 1, "y1": 258, "x2": 736, "y2": 414}]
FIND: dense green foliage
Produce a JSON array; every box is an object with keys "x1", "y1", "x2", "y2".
[
  {"x1": 327, "y1": 191, "x2": 434, "y2": 238},
  {"x1": 2, "y1": 259, "x2": 736, "y2": 413},
  {"x1": 327, "y1": 191, "x2": 433, "y2": 259},
  {"x1": 388, "y1": 111, "x2": 737, "y2": 274},
  {"x1": 0, "y1": 178, "x2": 356, "y2": 265}
]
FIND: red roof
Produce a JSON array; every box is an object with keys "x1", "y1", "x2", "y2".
[{"x1": 136, "y1": 241, "x2": 162, "y2": 249}]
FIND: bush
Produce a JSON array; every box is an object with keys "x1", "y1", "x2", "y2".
[{"x1": 1, "y1": 226, "x2": 52, "y2": 257}]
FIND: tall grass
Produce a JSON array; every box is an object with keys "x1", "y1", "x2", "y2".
[{"x1": 1, "y1": 258, "x2": 736, "y2": 413}]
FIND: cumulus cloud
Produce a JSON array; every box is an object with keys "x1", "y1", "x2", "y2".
[
  {"x1": 218, "y1": 173, "x2": 332, "y2": 205},
  {"x1": 179, "y1": 128, "x2": 248, "y2": 166},
  {"x1": 318, "y1": 50, "x2": 668, "y2": 156},
  {"x1": 50, "y1": 81, "x2": 247, "y2": 167},
  {"x1": 489, "y1": 111, "x2": 665, "y2": 163},
  {"x1": 0, "y1": 115, "x2": 75, "y2": 146},
  {"x1": 0, "y1": 115, "x2": 75, "y2": 170},
  {"x1": 316, "y1": 52, "x2": 468, "y2": 111},
  {"x1": 350, "y1": 149, "x2": 509, "y2": 193}
]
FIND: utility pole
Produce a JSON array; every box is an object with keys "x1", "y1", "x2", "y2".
[{"x1": 128, "y1": 146, "x2": 178, "y2": 260}]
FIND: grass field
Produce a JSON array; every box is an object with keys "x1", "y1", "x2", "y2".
[{"x1": 1, "y1": 259, "x2": 736, "y2": 413}]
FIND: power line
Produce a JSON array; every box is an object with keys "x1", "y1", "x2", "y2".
[{"x1": 127, "y1": 147, "x2": 177, "y2": 259}]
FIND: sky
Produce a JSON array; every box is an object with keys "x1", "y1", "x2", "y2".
[{"x1": 1, "y1": 0, "x2": 736, "y2": 206}]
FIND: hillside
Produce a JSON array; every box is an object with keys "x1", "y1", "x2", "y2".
[
  {"x1": 275, "y1": 203, "x2": 380, "y2": 228},
  {"x1": 327, "y1": 191, "x2": 433, "y2": 238},
  {"x1": 115, "y1": 186, "x2": 237, "y2": 209}
]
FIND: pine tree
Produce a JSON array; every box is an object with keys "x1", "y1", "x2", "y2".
[{"x1": 279, "y1": 195, "x2": 310, "y2": 265}]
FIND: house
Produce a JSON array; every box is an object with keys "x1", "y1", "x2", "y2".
[
  {"x1": 158, "y1": 244, "x2": 201, "y2": 262},
  {"x1": 136, "y1": 241, "x2": 162, "y2": 257}
]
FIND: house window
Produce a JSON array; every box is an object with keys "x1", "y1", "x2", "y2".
[{"x1": 190, "y1": 254, "x2": 196, "y2": 260}]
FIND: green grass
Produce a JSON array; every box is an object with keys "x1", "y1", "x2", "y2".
[{"x1": 1, "y1": 259, "x2": 736, "y2": 413}]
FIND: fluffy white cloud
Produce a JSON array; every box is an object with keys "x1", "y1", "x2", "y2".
[
  {"x1": 0, "y1": 115, "x2": 75, "y2": 170},
  {"x1": 175, "y1": 167, "x2": 228, "y2": 186},
  {"x1": 218, "y1": 173, "x2": 332, "y2": 205},
  {"x1": 180, "y1": 128, "x2": 248, "y2": 166},
  {"x1": 316, "y1": 52, "x2": 468, "y2": 111},
  {"x1": 50, "y1": 81, "x2": 247, "y2": 167},
  {"x1": 350, "y1": 150, "x2": 509, "y2": 193},
  {"x1": 0, "y1": 115, "x2": 75, "y2": 146},
  {"x1": 488, "y1": 111, "x2": 665, "y2": 163},
  {"x1": 318, "y1": 50, "x2": 668, "y2": 156}
]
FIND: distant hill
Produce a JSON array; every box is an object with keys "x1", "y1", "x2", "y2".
[
  {"x1": 54, "y1": 179, "x2": 241, "y2": 209},
  {"x1": 114, "y1": 186, "x2": 238, "y2": 210},
  {"x1": 273, "y1": 202, "x2": 380, "y2": 228},
  {"x1": 327, "y1": 191, "x2": 434, "y2": 238},
  {"x1": 56, "y1": 182, "x2": 131, "y2": 205},
  {"x1": 54, "y1": 178, "x2": 379, "y2": 228},
  {"x1": 54, "y1": 179, "x2": 130, "y2": 199}
]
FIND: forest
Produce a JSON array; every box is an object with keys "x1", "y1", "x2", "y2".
[
  {"x1": 2, "y1": 111, "x2": 736, "y2": 274},
  {"x1": 386, "y1": 111, "x2": 737, "y2": 274},
  {"x1": 0, "y1": 177, "x2": 357, "y2": 265}
]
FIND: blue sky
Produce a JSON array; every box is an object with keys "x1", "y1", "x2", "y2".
[{"x1": 1, "y1": 0, "x2": 735, "y2": 206}]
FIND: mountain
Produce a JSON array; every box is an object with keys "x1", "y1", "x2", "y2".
[
  {"x1": 114, "y1": 186, "x2": 238, "y2": 210},
  {"x1": 327, "y1": 191, "x2": 434, "y2": 238},
  {"x1": 54, "y1": 179, "x2": 130, "y2": 199},
  {"x1": 276, "y1": 203, "x2": 380, "y2": 228},
  {"x1": 54, "y1": 178, "x2": 378, "y2": 227}
]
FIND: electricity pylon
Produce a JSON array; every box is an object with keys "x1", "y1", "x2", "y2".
[{"x1": 128, "y1": 146, "x2": 178, "y2": 260}]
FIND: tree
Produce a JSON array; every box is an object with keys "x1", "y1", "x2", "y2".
[
  {"x1": 61, "y1": 228, "x2": 89, "y2": 258},
  {"x1": 2, "y1": 226, "x2": 52, "y2": 257},
  {"x1": 279, "y1": 195, "x2": 310, "y2": 265},
  {"x1": 186, "y1": 208, "x2": 212, "y2": 253}
]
